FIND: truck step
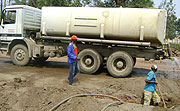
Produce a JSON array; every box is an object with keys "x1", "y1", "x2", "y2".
[
  {"x1": 0, "y1": 48, "x2": 7, "y2": 51},
  {"x1": 0, "y1": 42, "x2": 9, "y2": 44}
]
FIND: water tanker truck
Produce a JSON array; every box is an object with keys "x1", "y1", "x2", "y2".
[{"x1": 0, "y1": 5, "x2": 169, "y2": 77}]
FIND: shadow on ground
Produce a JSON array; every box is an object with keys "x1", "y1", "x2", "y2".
[
  {"x1": 29, "y1": 60, "x2": 69, "y2": 69},
  {"x1": 1, "y1": 57, "x2": 180, "y2": 79}
]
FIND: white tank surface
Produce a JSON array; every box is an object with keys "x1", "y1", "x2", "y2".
[{"x1": 41, "y1": 7, "x2": 167, "y2": 47}]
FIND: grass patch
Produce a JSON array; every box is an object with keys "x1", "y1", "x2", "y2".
[{"x1": 170, "y1": 44, "x2": 180, "y2": 51}]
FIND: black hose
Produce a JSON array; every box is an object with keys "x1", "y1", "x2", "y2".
[
  {"x1": 49, "y1": 94, "x2": 123, "y2": 111},
  {"x1": 101, "y1": 101, "x2": 123, "y2": 111}
]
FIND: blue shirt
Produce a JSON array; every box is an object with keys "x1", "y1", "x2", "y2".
[
  {"x1": 67, "y1": 42, "x2": 77, "y2": 63},
  {"x1": 144, "y1": 70, "x2": 156, "y2": 92}
]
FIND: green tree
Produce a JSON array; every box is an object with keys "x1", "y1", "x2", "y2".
[
  {"x1": 90, "y1": 0, "x2": 104, "y2": 7},
  {"x1": 28, "y1": 0, "x2": 38, "y2": 7},
  {"x1": 38, "y1": 0, "x2": 68, "y2": 8},
  {"x1": 13, "y1": 0, "x2": 27, "y2": 5},
  {"x1": 176, "y1": 18, "x2": 180, "y2": 36},
  {"x1": 159, "y1": 0, "x2": 177, "y2": 39},
  {"x1": 38, "y1": 0, "x2": 91, "y2": 8},
  {"x1": 104, "y1": 0, "x2": 154, "y2": 8},
  {"x1": 126, "y1": 0, "x2": 154, "y2": 8},
  {"x1": 1, "y1": 0, "x2": 3, "y2": 13},
  {"x1": 104, "y1": 0, "x2": 116, "y2": 7}
]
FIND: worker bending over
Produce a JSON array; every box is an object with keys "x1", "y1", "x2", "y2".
[{"x1": 143, "y1": 65, "x2": 160, "y2": 106}]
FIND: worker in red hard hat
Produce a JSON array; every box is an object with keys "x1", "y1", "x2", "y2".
[
  {"x1": 71, "y1": 35, "x2": 77, "y2": 40},
  {"x1": 67, "y1": 35, "x2": 79, "y2": 85}
]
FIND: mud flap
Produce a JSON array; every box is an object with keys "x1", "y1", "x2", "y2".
[
  {"x1": 162, "y1": 44, "x2": 171, "y2": 59},
  {"x1": 0, "y1": 40, "x2": 3, "y2": 54}
]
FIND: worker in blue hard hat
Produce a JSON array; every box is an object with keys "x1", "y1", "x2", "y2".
[
  {"x1": 143, "y1": 65, "x2": 160, "y2": 106},
  {"x1": 67, "y1": 35, "x2": 79, "y2": 85}
]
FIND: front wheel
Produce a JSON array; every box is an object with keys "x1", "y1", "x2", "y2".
[
  {"x1": 107, "y1": 51, "x2": 134, "y2": 77},
  {"x1": 10, "y1": 44, "x2": 31, "y2": 66},
  {"x1": 79, "y1": 49, "x2": 102, "y2": 74}
]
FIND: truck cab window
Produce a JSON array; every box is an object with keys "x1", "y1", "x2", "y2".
[{"x1": 3, "y1": 10, "x2": 16, "y2": 24}]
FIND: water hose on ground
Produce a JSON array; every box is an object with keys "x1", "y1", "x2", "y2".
[
  {"x1": 49, "y1": 94, "x2": 124, "y2": 111},
  {"x1": 101, "y1": 101, "x2": 123, "y2": 111}
]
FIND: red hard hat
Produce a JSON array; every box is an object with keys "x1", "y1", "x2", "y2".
[{"x1": 71, "y1": 35, "x2": 77, "y2": 40}]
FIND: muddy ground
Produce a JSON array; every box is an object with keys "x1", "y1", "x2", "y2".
[{"x1": 0, "y1": 52, "x2": 180, "y2": 111}]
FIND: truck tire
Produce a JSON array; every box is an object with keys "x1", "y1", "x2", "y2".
[
  {"x1": 79, "y1": 49, "x2": 102, "y2": 74},
  {"x1": 107, "y1": 51, "x2": 133, "y2": 77},
  {"x1": 34, "y1": 57, "x2": 49, "y2": 63},
  {"x1": 10, "y1": 44, "x2": 31, "y2": 66}
]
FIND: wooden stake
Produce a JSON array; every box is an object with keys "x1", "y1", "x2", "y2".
[{"x1": 156, "y1": 83, "x2": 167, "y2": 108}]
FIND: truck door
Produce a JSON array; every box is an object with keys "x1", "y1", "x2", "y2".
[{"x1": 0, "y1": 9, "x2": 18, "y2": 41}]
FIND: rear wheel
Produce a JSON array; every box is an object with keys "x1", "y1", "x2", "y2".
[
  {"x1": 79, "y1": 49, "x2": 102, "y2": 74},
  {"x1": 107, "y1": 51, "x2": 133, "y2": 77},
  {"x1": 10, "y1": 44, "x2": 31, "y2": 66}
]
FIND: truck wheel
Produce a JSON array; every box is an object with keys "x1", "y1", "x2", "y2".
[
  {"x1": 107, "y1": 51, "x2": 133, "y2": 77},
  {"x1": 10, "y1": 44, "x2": 31, "y2": 66},
  {"x1": 34, "y1": 57, "x2": 49, "y2": 63},
  {"x1": 79, "y1": 49, "x2": 102, "y2": 74}
]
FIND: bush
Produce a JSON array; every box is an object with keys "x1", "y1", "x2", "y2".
[{"x1": 170, "y1": 43, "x2": 180, "y2": 51}]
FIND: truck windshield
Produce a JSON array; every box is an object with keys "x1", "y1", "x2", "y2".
[{"x1": 3, "y1": 10, "x2": 16, "y2": 24}]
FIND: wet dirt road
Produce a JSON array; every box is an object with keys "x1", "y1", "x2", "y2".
[{"x1": 0, "y1": 54, "x2": 180, "y2": 111}]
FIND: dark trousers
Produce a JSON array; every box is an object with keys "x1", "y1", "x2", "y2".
[{"x1": 68, "y1": 61, "x2": 79, "y2": 84}]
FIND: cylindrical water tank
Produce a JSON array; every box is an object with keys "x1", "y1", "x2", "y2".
[{"x1": 41, "y1": 7, "x2": 167, "y2": 47}]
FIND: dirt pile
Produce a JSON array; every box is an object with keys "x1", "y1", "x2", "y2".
[{"x1": 0, "y1": 52, "x2": 180, "y2": 111}]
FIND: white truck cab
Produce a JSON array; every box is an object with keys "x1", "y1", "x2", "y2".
[{"x1": 0, "y1": 5, "x2": 41, "y2": 50}]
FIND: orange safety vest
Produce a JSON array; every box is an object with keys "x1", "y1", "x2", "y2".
[{"x1": 72, "y1": 43, "x2": 78, "y2": 57}]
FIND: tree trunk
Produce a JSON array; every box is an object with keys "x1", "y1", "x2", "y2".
[
  {"x1": 9, "y1": 0, "x2": 11, "y2": 6},
  {"x1": 4, "y1": 0, "x2": 6, "y2": 8},
  {"x1": 1, "y1": 0, "x2": 3, "y2": 13}
]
